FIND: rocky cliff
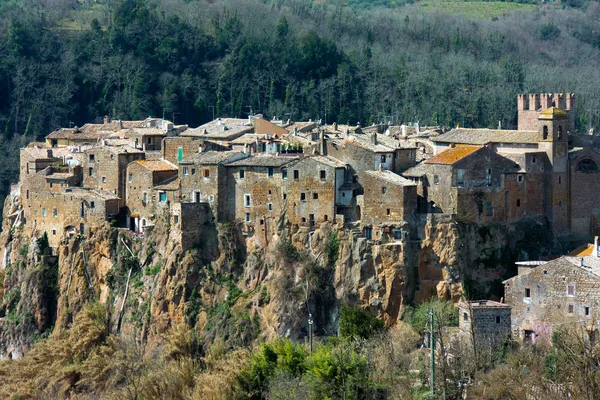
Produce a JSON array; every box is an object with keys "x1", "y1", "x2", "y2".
[{"x1": 0, "y1": 184, "x2": 556, "y2": 358}]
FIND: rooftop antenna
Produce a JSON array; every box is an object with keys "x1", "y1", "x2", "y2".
[{"x1": 69, "y1": 121, "x2": 75, "y2": 128}]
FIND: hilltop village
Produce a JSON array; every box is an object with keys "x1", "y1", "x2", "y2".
[{"x1": 15, "y1": 92, "x2": 600, "y2": 343}]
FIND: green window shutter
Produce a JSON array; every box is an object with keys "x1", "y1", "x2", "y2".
[{"x1": 178, "y1": 147, "x2": 183, "y2": 162}]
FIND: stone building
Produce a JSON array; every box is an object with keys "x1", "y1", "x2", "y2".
[
  {"x1": 178, "y1": 151, "x2": 246, "y2": 220},
  {"x1": 402, "y1": 93, "x2": 600, "y2": 238},
  {"x1": 359, "y1": 170, "x2": 417, "y2": 241},
  {"x1": 83, "y1": 145, "x2": 144, "y2": 209},
  {"x1": 459, "y1": 300, "x2": 512, "y2": 350},
  {"x1": 504, "y1": 238, "x2": 600, "y2": 343},
  {"x1": 28, "y1": 188, "x2": 119, "y2": 247},
  {"x1": 125, "y1": 159, "x2": 178, "y2": 233},
  {"x1": 161, "y1": 136, "x2": 205, "y2": 165}
]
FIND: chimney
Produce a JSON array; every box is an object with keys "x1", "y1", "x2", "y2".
[
  {"x1": 47, "y1": 149, "x2": 53, "y2": 159},
  {"x1": 595, "y1": 236, "x2": 599, "y2": 258},
  {"x1": 540, "y1": 93, "x2": 551, "y2": 110},
  {"x1": 566, "y1": 93, "x2": 575, "y2": 111},
  {"x1": 104, "y1": 115, "x2": 110, "y2": 124},
  {"x1": 371, "y1": 132, "x2": 377, "y2": 145},
  {"x1": 529, "y1": 94, "x2": 539, "y2": 111},
  {"x1": 517, "y1": 94, "x2": 526, "y2": 111},
  {"x1": 320, "y1": 130, "x2": 326, "y2": 155},
  {"x1": 498, "y1": 121, "x2": 502, "y2": 130},
  {"x1": 401, "y1": 124, "x2": 407, "y2": 138},
  {"x1": 333, "y1": 122, "x2": 338, "y2": 131}
]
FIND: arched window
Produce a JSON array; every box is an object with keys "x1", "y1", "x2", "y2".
[
  {"x1": 543, "y1": 126, "x2": 549, "y2": 140},
  {"x1": 558, "y1": 125, "x2": 563, "y2": 140},
  {"x1": 577, "y1": 158, "x2": 599, "y2": 173}
]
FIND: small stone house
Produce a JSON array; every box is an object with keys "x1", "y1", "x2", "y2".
[
  {"x1": 178, "y1": 151, "x2": 246, "y2": 220},
  {"x1": 359, "y1": 170, "x2": 417, "y2": 241},
  {"x1": 459, "y1": 300, "x2": 512, "y2": 351},
  {"x1": 125, "y1": 159, "x2": 179, "y2": 233},
  {"x1": 504, "y1": 239, "x2": 600, "y2": 343}
]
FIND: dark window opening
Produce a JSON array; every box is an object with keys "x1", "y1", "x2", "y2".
[
  {"x1": 313, "y1": 193, "x2": 318, "y2": 200},
  {"x1": 320, "y1": 170, "x2": 326, "y2": 180},
  {"x1": 543, "y1": 125, "x2": 549, "y2": 140},
  {"x1": 577, "y1": 158, "x2": 599, "y2": 173},
  {"x1": 525, "y1": 288, "x2": 531, "y2": 298},
  {"x1": 293, "y1": 170, "x2": 299, "y2": 180},
  {"x1": 268, "y1": 167, "x2": 274, "y2": 177}
]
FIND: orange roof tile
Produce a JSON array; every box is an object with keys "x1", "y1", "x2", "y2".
[
  {"x1": 425, "y1": 145, "x2": 482, "y2": 165},
  {"x1": 568, "y1": 244, "x2": 594, "y2": 257}
]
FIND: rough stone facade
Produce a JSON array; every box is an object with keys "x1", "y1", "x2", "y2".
[
  {"x1": 504, "y1": 246, "x2": 600, "y2": 343},
  {"x1": 459, "y1": 300, "x2": 512, "y2": 350}
]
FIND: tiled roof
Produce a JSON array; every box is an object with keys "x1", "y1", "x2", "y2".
[
  {"x1": 365, "y1": 170, "x2": 417, "y2": 186},
  {"x1": 402, "y1": 162, "x2": 428, "y2": 177},
  {"x1": 154, "y1": 177, "x2": 179, "y2": 190},
  {"x1": 568, "y1": 244, "x2": 595, "y2": 257},
  {"x1": 539, "y1": 107, "x2": 568, "y2": 119},
  {"x1": 225, "y1": 155, "x2": 298, "y2": 168},
  {"x1": 180, "y1": 151, "x2": 245, "y2": 165},
  {"x1": 183, "y1": 118, "x2": 253, "y2": 139},
  {"x1": 135, "y1": 160, "x2": 178, "y2": 172},
  {"x1": 346, "y1": 134, "x2": 395, "y2": 153},
  {"x1": 433, "y1": 128, "x2": 540, "y2": 145},
  {"x1": 425, "y1": 145, "x2": 482, "y2": 165},
  {"x1": 128, "y1": 127, "x2": 166, "y2": 136},
  {"x1": 298, "y1": 155, "x2": 346, "y2": 168},
  {"x1": 22, "y1": 146, "x2": 73, "y2": 160},
  {"x1": 46, "y1": 173, "x2": 75, "y2": 180}
]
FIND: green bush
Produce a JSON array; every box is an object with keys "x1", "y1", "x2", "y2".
[{"x1": 338, "y1": 304, "x2": 384, "y2": 340}]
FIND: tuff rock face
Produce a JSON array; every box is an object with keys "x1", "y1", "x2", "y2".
[{"x1": 0, "y1": 184, "x2": 554, "y2": 358}]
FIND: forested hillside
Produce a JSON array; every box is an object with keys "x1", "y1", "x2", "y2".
[{"x1": 2, "y1": 0, "x2": 600, "y2": 214}]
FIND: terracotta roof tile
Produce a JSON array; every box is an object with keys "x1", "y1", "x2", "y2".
[
  {"x1": 433, "y1": 128, "x2": 540, "y2": 145},
  {"x1": 135, "y1": 160, "x2": 178, "y2": 172},
  {"x1": 425, "y1": 145, "x2": 482, "y2": 165}
]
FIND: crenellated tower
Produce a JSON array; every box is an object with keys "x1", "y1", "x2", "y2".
[{"x1": 517, "y1": 93, "x2": 575, "y2": 133}]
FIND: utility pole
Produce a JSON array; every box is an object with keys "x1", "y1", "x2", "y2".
[
  {"x1": 308, "y1": 313, "x2": 313, "y2": 354},
  {"x1": 430, "y1": 308, "x2": 435, "y2": 396}
]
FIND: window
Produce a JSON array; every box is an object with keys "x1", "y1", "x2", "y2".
[
  {"x1": 577, "y1": 159, "x2": 599, "y2": 173},
  {"x1": 496, "y1": 316, "x2": 500, "y2": 324},
  {"x1": 516, "y1": 199, "x2": 521, "y2": 207},
  {"x1": 268, "y1": 190, "x2": 272, "y2": 195},
  {"x1": 463, "y1": 312, "x2": 469, "y2": 322},
  {"x1": 409, "y1": 151, "x2": 415, "y2": 160},
  {"x1": 240, "y1": 169, "x2": 245, "y2": 179},
  {"x1": 518, "y1": 174, "x2": 523, "y2": 182},
  {"x1": 245, "y1": 213, "x2": 251, "y2": 223},
  {"x1": 174, "y1": 215, "x2": 179, "y2": 224},
  {"x1": 301, "y1": 193, "x2": 306, "y2": 201},
  {"x1": 102, "y1": 177, "x2": 106, "y2": 184},
  {"x1": 387, "y1": 208, "x2": 390, "y2": 216},
  {"x1": 293, "y1": 170, "x2": 299, "y2": 180},
  {"x1": 320, "y1": 170, "x2": 326, "y2": 180},
  {"x1": 53, "y1": 208, "x2": 57, "y2": 217},
  {"x1": 147, "y1": 137, "x2": 152, "y2": 144},
  {"x1": 209, "y1": 195, "x2": 214, "y2": 202},
  {"x1": 142, "y1": 219, "x2": 147, "y2": 227},
  {"x1": 313, "y1": 193, "x2": 319, "y2": 200},
  {"x1": 268, "y1": 203, "x2": 273, "y2": 211},
  {"x1": 159, "y1": 192, "x2": 167, "y2": 203},
  {"x1": 26, "y1": 190, "x2": 29, "y2": 200},
  {"x1": 183, "y1": 167, "x2": 189, "y2": 176},
  {"x1": 324, "y1": 215, "x2": 328, "y2": 221},
  {"x1": 525, "y1": 287, "x2": 531, "y2": 298},
  {"x1": 532, "y1": 156, "x2": 536, "y2": 164},
  {"x1": 90, "y1": 201, "x2": 95, "y2": 209},
  {"x1": 456, "y1": 169, "x2": 465, "y2": 185},
  {"x1": 50, "y1": 182, "x2": 53, "y2": 189},
  {"x1": 382, "y1": 187, "x2": 387, "y2": 194},
  {"x1": 434, "y1": 175, "x2": 439, "y2": 185},
  {"x1": 381, "y1": 155, "x2": 387, "y2": 163},
  {"x1": 89, "y1": 154, "x2": 95, "y2": 162},
  {"x1": 143, "y1": 193, "x2": 147, "y2": 205},
  {"x1": 557, "y1": 125, "x2": 563, "y2": 140},
  {"x1": 42, "y1": 208, "x2": 46, "y2": 217},
  {"x1": 282, "y1": 169, "x2": 288, "y2": 179},
  {"x1": 129, "y1": 173, "x2": 133, "y2": 182},
  {"x1": 568, "y1": 304, "x2": 574, "y2": 314},
  {"x1": 558, "y1": 176, "x2": 561, "y2": 184},
  {"x1": 585, "y1": 307, "x2": 591, "y2": 316},
  {"x1": 486, "y1": 201, "x2": 493, "y2": 216},
  {"x1": 558, "y1": 200, "x2": 563, "y2": 207},
  {"x1": 52, "y1": 229, "x2": 56, "y2": 236},
  {"x1": 244, "y1": 194, "x2": 251, "y2": 207},
  {"x1": 567, "y1": 285, "x2": 575, "y2": 297},
  {"x1": 192, "y1": 168, "x2": 196, "y2": 176},
  {"x1": 283, "y1": 193, "x2": 287, "y2": 200},
  {"x1": 268, "y1": 167, "x2": 274, "y2": 177},
  {"x1": 543, "y1": 125, "x2": 549, "y2": 140},
  {"x1": 203, "y1": 169, "x2": 210, "y2": 178},
  {"x1": 89, "y1": 167, "x2": 94, "y2": 177},
  {"x1": 486, "y1": 168, "x2": 492, "y2": 185}
]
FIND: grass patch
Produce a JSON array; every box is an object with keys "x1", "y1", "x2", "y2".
[{"x1": 415, "y1": 0, "x2": 536, "y2": 18}]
